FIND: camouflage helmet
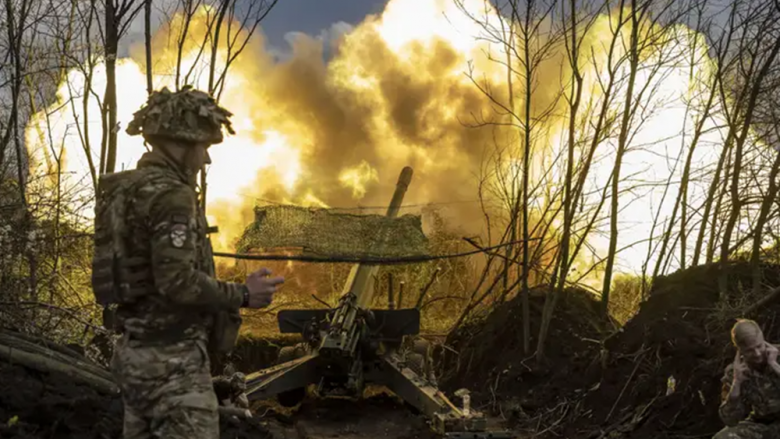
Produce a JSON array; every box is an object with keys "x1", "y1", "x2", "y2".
[{"x1": 126, "y1": 85, "x2": 235, "y2": 145}]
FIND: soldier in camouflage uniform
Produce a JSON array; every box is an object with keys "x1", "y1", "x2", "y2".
[
  {"x1": 715, "y1": 319, "x2": 780, "y2": 439},
  {"x1": 96, "y1": 86, "x2": 285, "y2": 439}
]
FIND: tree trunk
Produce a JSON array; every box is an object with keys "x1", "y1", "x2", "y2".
[
  {"x1": 718, "y1": 32, "x2": 780, "y2": 296},
  {"x1": 145, "y1": 0, "x2": 153, "y2": 94},
  {"x1": 653, "y1": 70, "x2": 717, "y2": 278},
  {"x1": 602, "y1": 0, "x2": 641, "y2": 316},
  {"x1": 751, "y1": 153, "x2": 780, "y2": 294},
  {"x1": 103, "y1": 0, "x2": 119, "y2": 174},
  {"x1": 536, "y1": 0, "x2": 584, "y2": 363}
]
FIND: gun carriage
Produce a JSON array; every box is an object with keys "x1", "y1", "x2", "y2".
[{"x1": 243, "y1": 167, "x2": 512, "y2": 438}]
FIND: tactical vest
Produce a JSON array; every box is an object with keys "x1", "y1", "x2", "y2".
[
  {"x1": 91, "y1": 169, "x2": 156, "y2": 308},
  {"x1": 92, "y1": 167, "x2": 241, "y2": 353}
]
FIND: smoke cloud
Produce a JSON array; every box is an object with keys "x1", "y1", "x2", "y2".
[{"x1": 24, "y1": 0, "x2": 726, "y2": 281}]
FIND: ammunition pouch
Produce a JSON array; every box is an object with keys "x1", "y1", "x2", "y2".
[
  {"x1": 208, "y1": 308, "x2": 242, "y2": 355},
  {"x1": 92, "y1": 256, "x2": 155, "y2": 306},
  {"x1": 199, "y1": 214, "x2": 241, "y2": 355}
]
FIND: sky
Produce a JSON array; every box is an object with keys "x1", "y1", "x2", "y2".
[
  {"x1": 119, "y1": 0, "x2": 733, "y2": 65},
  {"x1": 258, "y1": 0, "x2": 388, "y2": 51},
  {"x1": 119, "y1": 0, "x2": 391, "y2": 60}
]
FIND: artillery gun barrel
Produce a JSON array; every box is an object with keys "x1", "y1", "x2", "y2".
[
  {"x1": 352, "y1": 166, "x2": 413, "y2": 309},
  {"x1": 318, "y1": 167, "x2": 413, "y2": 355}
]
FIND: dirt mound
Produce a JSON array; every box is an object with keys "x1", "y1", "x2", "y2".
[
  {"x1": 441, "y1": 286, "x2": 611, "y2": 413},
  {"x1": 0, "y1": 331, "x2": 442, "y2": 439},
  {"x1": 561, "y1": 261, "x2": 780, "y2": 439},
  {"x1": 0, "y1": 359, "x2": 273, "y2": 439},
  {"x1": 439, "y1": 262, "x2": 780, "y2": 438},
  {"x1": 0, "y1": 361, "x2": 121, "y2": 439}
]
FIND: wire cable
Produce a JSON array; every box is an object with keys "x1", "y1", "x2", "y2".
[{"x1": 213, "y1": 238, "x2": 539, "y2": 265}]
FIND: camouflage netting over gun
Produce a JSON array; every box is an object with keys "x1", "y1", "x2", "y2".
[{"x1": 236, "y1": 205, "x2": 430, "y2": 259}]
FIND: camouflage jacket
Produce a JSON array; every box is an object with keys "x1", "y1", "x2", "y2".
[
  {"x1": 720, "y1": 356, "x2": 780, "y2": 426},
  {"x1": 114, "y1": 151, "x2": 245, "y2": 344}
]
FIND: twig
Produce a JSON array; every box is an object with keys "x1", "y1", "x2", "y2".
[
  {"x1": 596, "y1": 394, "x2": 659, "y2": 439},
  {"x1": 0, "y1": 300, "x2": 101, "y2": 331},
  {"x1": 421, "y1": 295, "x2": 466, "y2": 309},
  {"x1": 415, "y1": 267, "x2": 441, "y2": 309},
  {"x1": 310, "y1": 294, "x2": 331, "y2": 309},
  {"x1": 439, "y1": 344, "x2": 459, "y2": 355},
  {"x1": 743, "y1": 284, "x2": 780, "y2": 315},
  {"x1": 489, "y1": 373, "x2": 501, "y2": 413},
  {"x1": 532, "y1": 400, "x2": 571, "y2": 438},
  {"x1": 605, "y1": 352, "x2": 645, "y2": 422},
  {"x1": 679, "y1": 306, "x2": 717, "y2": 311}
]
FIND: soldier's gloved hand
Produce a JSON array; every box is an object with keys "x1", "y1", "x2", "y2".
[{"x1": 245, "y1": 267, "x2": 284, "y2": 308}]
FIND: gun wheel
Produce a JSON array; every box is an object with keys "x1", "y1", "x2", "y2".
[
  {"x1": 412, "y1": 339, "x2": 431, "y2": 357},
  {"x1": 410, "y1": 339, "x2": 437, "y2": 384},
  {"x1": 275, "y1": 345, "x2": 307, "y2": 407}
]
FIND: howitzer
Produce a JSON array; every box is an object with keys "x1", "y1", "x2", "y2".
[{"x1": 244, "y1": 167, "x2": 513, "y2": 438}]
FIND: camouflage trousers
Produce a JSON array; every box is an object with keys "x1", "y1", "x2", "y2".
[
  {"x1": 713, "y1": 421, "x2": 780, "y2": 439},
  {"x1": 110, "y1": 334, "x2": 220, "y2": 439}
]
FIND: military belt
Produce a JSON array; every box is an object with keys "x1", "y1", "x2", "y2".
[
  {"x1": 125, "y1": 322, "x2": 200, "y2": 345},
  {"x1": 119, "y1": 307, "x2": 205, "y2": 345}
]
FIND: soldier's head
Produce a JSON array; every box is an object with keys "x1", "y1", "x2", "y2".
[
  {"x1": 731, "y1": 319, "x2": 767, "y2": 367},
  {"x1": 126, "y1": 86, "x2": 234, "y2": 181}
]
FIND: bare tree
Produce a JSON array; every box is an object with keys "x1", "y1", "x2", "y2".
[
  {"x1": 144, "y1": 0, "x2": 152, "y2": 93},
  {"x1": 648, "y1": 0, "x2": 718, "y2": 282},
  {"x1": 600, "y1": 0, "x2": 685, "y2": 314},
  {"x1": 99, "y1": 0, "x2": 143, "y2": 174},
  {"x1": 1, "y1": 0, "x2": 35, "y2": 194},
  {"x1": 452, "y1": 0, "x2": 566, "y2": 353},
  {"x1": 533, "y1": 0, "x2": 615, "y2": 362},
  {"x1": 157, "y1": 0, "x2": 277, "y2": 210},
  {"x1": 717, "y1": 2, "x2": 780, "y2": 295},
  {"x1": 748, "y1": 49, "x2": 780, "y2": 293}
]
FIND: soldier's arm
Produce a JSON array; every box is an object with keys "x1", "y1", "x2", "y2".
[
  {"x1": 718, "y1": 365, "x2": 747, "y2": 427},
  {"x1": 148, "y1": 184, "x2": 245, "y2": 310}
]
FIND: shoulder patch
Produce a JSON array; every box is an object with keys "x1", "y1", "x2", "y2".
[{"x1": 170, "y1": 223, "x2": 189, "y2": 248}]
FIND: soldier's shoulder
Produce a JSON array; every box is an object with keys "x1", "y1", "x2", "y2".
[
  {"x1": 129, "y1": 169, "x2": 194, "y2": 217},
  {"x1": 134, "y1": 167, "x2": 186, "y2": 189},
  {"x1": 133, "y1": 168, "x2": 192, "y2": 200}
]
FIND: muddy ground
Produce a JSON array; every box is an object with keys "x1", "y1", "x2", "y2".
[
  {"x1": 0, "y1": 357, "x2": 440, "y2": 439},
  {"x1": 0, "y1": 358, "x2": 274, "y2": 439}
]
